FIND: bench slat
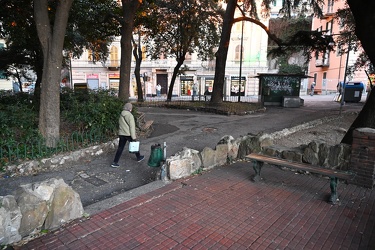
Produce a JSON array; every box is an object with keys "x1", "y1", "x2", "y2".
[
  {"x1": 246, "y1": 153, "x2": 353, "y2": 180},
  {"x1": 141, "y1": 120, "x2": 154, "y2": 131}
]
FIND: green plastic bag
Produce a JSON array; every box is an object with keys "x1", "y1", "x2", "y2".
[{"x1": 148, "y1": 144, "x2": 164, "y2": 167}]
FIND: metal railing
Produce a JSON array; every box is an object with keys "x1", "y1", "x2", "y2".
[
  {"x1": 0, "y1": 127, "x2": 117, "y2": 169},
  {"x1": 130, "y1": 94, "x2": 261, "y2": 103}
]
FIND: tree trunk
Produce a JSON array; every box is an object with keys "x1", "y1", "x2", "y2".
[
  {"x1": 341, "y1": 0, "x2": 375, "y2": 144},
  {"x1": 32, "y1": 54, "x2": 44, "y2": 111},
  {"x1": 133, "y1": 34, "x2": 144, "y2": 102},
  {"x1": 34, "y1": 0, "x2": 73, "y2": 147},
  {"x1": 167, "y1": 59, "x2": 184, "y2": 102},
  {"x1": 119, "y1": 0, "x2": 140, "y2": 102},
  {"x1": 210, "y1": 0, "x2": 237, "y2": 104}
]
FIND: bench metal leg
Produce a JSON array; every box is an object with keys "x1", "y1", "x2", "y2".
[
  {"x1": 252, "y1": 160, "x2": 263, "y2": 182},
  {"x1": 329, "y1": 177, "x2": 339, "y2": 204}
]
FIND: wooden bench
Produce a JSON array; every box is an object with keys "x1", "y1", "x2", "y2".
[
  {"x1": 136, "y1": 112, "x2": 154, "y2": 137},
  {"x1": 245, "y1": 153, "x2": 355, "y2": 204},
  {"x1": 141, "y1": 120, "x2": 154, "y2": 132}
]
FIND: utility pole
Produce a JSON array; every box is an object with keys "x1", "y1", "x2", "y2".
[
  {"x1": 238, "y1": 5, "x2": 244, "y2": 103},
  {"x1": 340, "y1": 42, "x2": 351, "y2": 115}
]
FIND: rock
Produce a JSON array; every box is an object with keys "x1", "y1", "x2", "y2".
[
  {"x1": 218, "y1": 135, "x2": 239, "y2": 161},
  {"x1": 0, "y1": 178, "x2": 85, "y2": 244},
  {"x1": 0, "y1": 196, "x2": 22, "y2": 245},
  {"x1": 281, "y1": 149, "x2": 304, "y2": 162},
  {"x1": 237, "y1": 133, "x2": 273, "y2": 159},
  {"x1": 262, "y1": 145, "x2": 289, "y2": 157},
  {"x1": 201, "y1": 147, "x2": 216, "y2": 170},
  {"x1": 44, "y1": 185, "x2": 84, "y2": 229},
  {"x1": 167, "y1": 148, "x2": 202, "y2": 180},
  {"x1": 303, "y1": 147, "x2": 319, "y2": 165},
  {"x1": 168, "y1": 158, "x2": 194, "y2": 180},
  {"x1": 16, "y1": 192, "x2": 48, "y2": 237},
  {"x1": 215, "y1": 144, "x2": 228, "y2": 166},
  {"x1": 328, "y1": 143, "x2": 351, "y2": 170}
]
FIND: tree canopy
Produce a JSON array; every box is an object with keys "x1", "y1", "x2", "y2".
[
  {"x1": 142, "y1": 0, "x2": 223, "y2": 101},
  {"x1": 0, "y1": 0, "x2": 120, "y2": 91},
  {"x1": 211, "y1": 0, "x2": 375, "y2": 143},
  {"x1": 2, "y1": 0, "x2": 375, "y2": 146}
]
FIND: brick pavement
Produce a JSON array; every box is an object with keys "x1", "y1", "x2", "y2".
[{"x1": 18, "y1": 161, "x2": 375, "y2": 250}]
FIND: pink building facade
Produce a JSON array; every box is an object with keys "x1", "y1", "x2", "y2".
[{"x1": 308, "y1": 0, "x2": 367, "y2": 95}]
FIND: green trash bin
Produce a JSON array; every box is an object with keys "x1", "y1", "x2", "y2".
[{"x1": 148, "y1": 144, "x2": 164, "y2": 167}]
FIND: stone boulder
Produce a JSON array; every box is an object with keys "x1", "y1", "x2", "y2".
[
  {"x1": 217, "y1": 135, "x2": 240, "y2": 162},
  {"x1": 327, "y1": 143, "x2": 351, "y2": 170},
  {"x1": 201, "y1": 144, "x2": 229, "y2": 170},
  {"x1": 281, "y1": 148, "x2": 304, "y2": 162},
  {"x1": 167, "y1": 148, "x2": 202, "y2": 180},
  {"x1": 44, "y1": 184, "x2": 84, "y2": 229},
  {"x1": 201, "y1": 147, "x2": 217, "y2": 170},
  {"x1": 237, "y1": 133, "x2": 273, "y2": 159},
  {"x1": 0, "y1": 178, "x2": 84, "y2": 245},
  {"x1": 16, "y1": 192, "x2": 49, "y2": 237},
  {"x1": 263, "y1": 145, "x2": 291, "y2": 158},
  {"x1": 0, "y1": 196, "x2": 22, "y2": 245},
  {"x1": 303, "y1": 141, "x2": 321, "y2": 165}
]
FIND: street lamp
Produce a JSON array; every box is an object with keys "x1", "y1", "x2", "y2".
[
  {"x1": 238, "y1": 10, "x2": 244, "y2": 103},
  {"x1": 340, "y1": 41, "x2": 351, "y2": 115},
  {"x1": 69, "y1": 53, "x2": 73, "y2": 89}
]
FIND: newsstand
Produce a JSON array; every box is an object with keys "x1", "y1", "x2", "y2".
[{"x1": 257, "y1": 73, "x2": 309, "y2": 107}]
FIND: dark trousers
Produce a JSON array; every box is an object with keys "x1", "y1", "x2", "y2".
[{"x1": 113, "y1": 135, "x2": 140, "y2": 163}]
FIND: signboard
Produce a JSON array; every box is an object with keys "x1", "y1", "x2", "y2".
[{"x1": 87, "y1": 73, "x2": 99, "y2": 79}]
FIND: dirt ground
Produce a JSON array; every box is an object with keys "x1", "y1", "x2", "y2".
[{"x1": 273, "y1": 111, "x2": 358, "y2": 148}]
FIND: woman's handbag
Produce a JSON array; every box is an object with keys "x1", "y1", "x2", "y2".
[{"x1": 129, "y1": 141, "x2": 140, "y2": 153}]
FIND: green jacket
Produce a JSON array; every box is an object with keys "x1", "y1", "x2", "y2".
[{"x1": 118, "y1": 110, "x2": 136, "y2": 139}]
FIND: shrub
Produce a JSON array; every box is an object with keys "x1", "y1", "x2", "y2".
[{"x1": 0, "y1": 89, "x2": 124, "y2": 171}]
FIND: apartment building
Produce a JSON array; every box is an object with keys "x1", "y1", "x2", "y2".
[{"x1": 307, "y1": 0, "x2": 367, "y2": 95}]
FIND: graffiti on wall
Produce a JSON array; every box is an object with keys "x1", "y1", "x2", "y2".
[{"x1": 263, "y1": 76, "x2": 299, "y2": 95}]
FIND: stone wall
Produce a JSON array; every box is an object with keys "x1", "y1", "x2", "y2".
[
  {"x1": 0, "y1": 178, "x2": 83, "y2": 245},
  {"x1": 165, "y1": 132, "x2": 352, "y2": 181},
  {"x1": 5, "y1": 140, "x2": 117, "y2": 177},
  {"x1": 262, "y1": 140, "x2": 351, "y2": 170}
]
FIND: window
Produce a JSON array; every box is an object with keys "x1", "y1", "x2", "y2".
[
  {"x1": 235, "y1": 22, "x2": 241, "y2": 32},
  {"x1": 322, "y1": 72, "x2": 327, "y2": 89},
  {"x1": 326, "y1": 20, "x2": 333, "y2": 35},
  {"x1": 315, "y1": 27, "x2": 322, "y2": 60},
  {"x1": 110, "y1": 46, "x2": 119, "y2": 67},
  {"x1": 141, "y1": 46, "x2": 146, "y2": 60},
  {"x1": 88, "y1": 50, "x2": 99, "y2": 63},
  {"x1": 235, "y1": 45, "x2": 243, "y2": 61},
  {"x1": 327, "y1": 0, "x2": 334, "y2": 13}
]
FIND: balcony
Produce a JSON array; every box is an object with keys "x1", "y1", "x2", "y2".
[
  {"x1": 104, "y1": 60, "x2": 120, "y2": 71},
  {"x1": 315, "y1": 59, "x2": 329, "y2": 67},
  {"x1": 323, "y1": 4, "x2": 334, "y2": 18}
]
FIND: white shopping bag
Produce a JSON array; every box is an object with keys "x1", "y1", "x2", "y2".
[{"x1": 129, "y1": 141, "x2": 140, "y2": 153}]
